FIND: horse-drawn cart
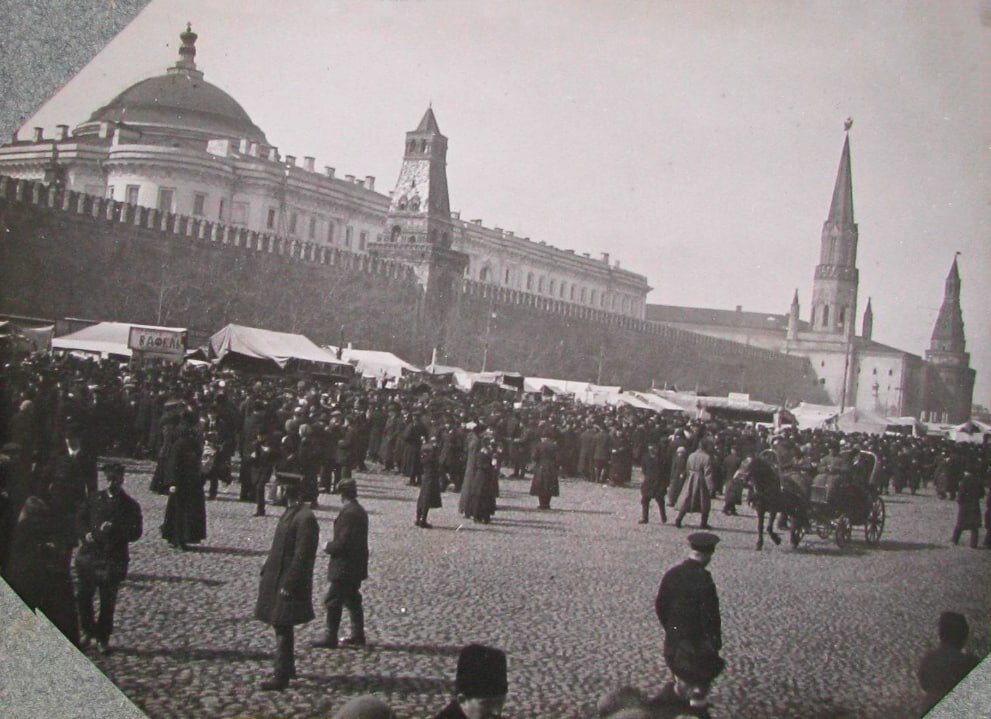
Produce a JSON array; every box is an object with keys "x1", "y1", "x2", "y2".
[{"x1": 770, "y1": 449, "x2": 886, "y2": 548}]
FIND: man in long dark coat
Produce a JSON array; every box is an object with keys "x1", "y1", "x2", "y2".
[
  {"x1": 254, "y1": 474, "x2": 318, "y2": 691},
  {"x1": 639, "y1": 443, "x2": 667, "y2": 524},
  {"x1": 655, "y1": 532, "x2": 724, "y2": 718},
  {"x1": 74, "y1": 462, "x2": 143, "y2": 654},
  {"x1": 529, "y1": 432, "x2": 559, "y2": 510},
  {"x1": 311, "y1": 478, "x2": 369, "y2": 648}
]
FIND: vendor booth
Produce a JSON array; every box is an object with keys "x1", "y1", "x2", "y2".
[{"x1": 207, "y1": 324, "x2": 352, "y2": 378}]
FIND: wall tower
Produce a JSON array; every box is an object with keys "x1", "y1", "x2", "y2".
[{"x1": 923, "y1": 256, "x2": 975, "y2": 422}]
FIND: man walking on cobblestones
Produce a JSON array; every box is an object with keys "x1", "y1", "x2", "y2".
[
  {"x1": 312, "y1": 477, "x2": 369, "y2": 648},
  {"x1": 655, "y1": 532, "x2": 724, "y2": 718},
  {"x1": 254, "y1": 473, "x2": 318, "y2": 691}
]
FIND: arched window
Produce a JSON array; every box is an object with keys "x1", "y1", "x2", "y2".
[
  {"x1": 590, "y1": 290, "x2": 597, "y2": 306},
  {"x1": 811, "y1": 305, "x2": 817, "y2": 326},
  {"x1": 549, "y1": 279, "x2": 556, "y2": 296},
  {"x1": 570, "y1": 286, "x2": 576, "y2": 301},
  {"x1": 838, "y1": 307, "x2": 846, "y2": 328},
  {"x1": 420, "y1": 140, "x2": 428, "y2": 153},
  {"x1": 504, "y1": 268, "x2": 511, "y2": 284},
  {"x1": 580, "y1": 287, "x2": 586, "y2": 303},
  {"x1": 409, "y1": 196, "x2": 421, "y2": 212},
  {"x1": 560, "y1": 282, "x2": 566, "y2": 299},
  {"x1": 406, "y1": 140, "x2": 415, "y2": 154},
  {"x1": 538, "y1": 277, "x2": 545, "y2": 293},
  {"x1": 822, "y1": 304, "x2": 830, "y2": 327},
  {"x1": 526, "y1": 273, "x2": 534, "y2": 291},
  {"x1": 398, "y1": 195, "x2": 408, "y2": 211},
  {"x1": 480, "y1": 266, "x2": 492, "y2": 282},
  {"x1": 390, "y1": 225, "x2": 401, "y2": 242}
]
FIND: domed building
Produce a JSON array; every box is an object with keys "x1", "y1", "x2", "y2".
[{"x1": 0, "y1": 25, "x2": 650, "y2": 320}]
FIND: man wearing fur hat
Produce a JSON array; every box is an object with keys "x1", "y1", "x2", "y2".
[{"x1": 434, "y1": 643, "x2": 508, "y2": 718}]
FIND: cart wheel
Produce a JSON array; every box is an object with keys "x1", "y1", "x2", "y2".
[
  {"x1": 864, "y1": 497, "x2": 885, "y2": 546},
  {"x1": 834, "y1": 516, "x2": 852, "y2": 548}
]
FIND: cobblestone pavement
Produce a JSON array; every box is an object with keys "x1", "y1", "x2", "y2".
[{"x1": 77, "y1": 460, "x2": 990, "y2": 718}]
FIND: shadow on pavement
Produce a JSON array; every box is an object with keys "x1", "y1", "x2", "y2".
[
  {"x1": 498, "y1": 504, "x2": 612, "y2": 515},
  {"x1": 190, "y1": 545, "x2": 267, "y2": 557},
  {"x1": 127, "y1": 572, "x2": 226, "y2": 587},
  {"x1": 301, "y1": 673, "x2": 450, "y2": 696},
  {"x1": 372, "y1": 641, "x2": 462, "y2": 657},
  {"x1": 873, "y1": 539, "x2": 947, "y2": 552},
  {"x1": 113, "y1": 646, "x2": 271, "y2": 662}
]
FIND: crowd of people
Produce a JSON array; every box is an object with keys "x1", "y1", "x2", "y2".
[{"x1": 1, "y1": 353, "x2": 989, "y2": 716}]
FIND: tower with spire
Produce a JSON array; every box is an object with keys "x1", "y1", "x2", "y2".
[
  {"x1": 923, "y1": 256, "x2": 975, "y2": 422},
  {"x1": 810, "y1": 127, "x2": 859, "y2": 338},
  {"x1": 861, "y1": 297, "x2": 873, "y2": 341}
]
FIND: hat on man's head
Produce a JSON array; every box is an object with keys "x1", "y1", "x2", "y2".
[
  {"x1": 331, "y1": 695, "x2": 395, "y2": 719},
  {"x1": 456, "y1": 643, "x2": 508, "y2": 699},
  {"x1": 687, "y1": 531, "x2": 720, "y2": 554},
  {"x1": 337, "y1": 478, "x2": 357, "y2": 495}
]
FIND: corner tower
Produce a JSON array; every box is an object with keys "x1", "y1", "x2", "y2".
[
  {"x1": 923, "y1": 256, "x2": 975, "y2": 422},
  {"x1": 810, "y1": 126, "x2": 859, "y2": 338}
]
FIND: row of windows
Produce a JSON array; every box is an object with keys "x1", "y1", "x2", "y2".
[
  {"x1": 812, "y1": 302, "x2": 851, "y2": 329},
  {"x1": 473, "y1": 264, "x2": 641, "y2": 312},
  {"x1": 105, "y1": 185, "x2": 379, "y2": 249}
]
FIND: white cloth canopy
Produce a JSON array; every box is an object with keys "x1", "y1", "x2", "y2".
[
  {"x1": 790, "y1": 402, "x2": 841, "y2": 430},
  {"x1": 52, "y1": 322, "x2": 186, "y2": 359},
  {"x1": 209, "y1": 324, "x2": 349, "y2": 371},
  {"x1": 832, "y1": 407, "x2": 890, "y2": 435},
  {"x1": 327, "y1": 346, "x2": 421, "y2": 381}
]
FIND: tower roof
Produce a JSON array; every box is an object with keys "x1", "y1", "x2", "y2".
[
  {"x1": 930, "y1": 257, "x2": 966, "y2": 352},
  {"x1": 827, "y1": 133, "x2": 854, "y2": 225},
  {"x1": 415, "y1": 106, "x2": 441, "y2": 134}
]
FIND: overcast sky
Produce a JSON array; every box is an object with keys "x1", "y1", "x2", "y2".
[{"x1": 22, "y1": 0, "x2": 991, "y2": 406}]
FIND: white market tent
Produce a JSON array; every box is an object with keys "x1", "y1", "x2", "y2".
[
  {"x1": 831, "y1": 407, "x2": 890, "y2": 436},
  {"x1": 790, "y1": 402, "x2": 841, "y2": 430},
  {"x1": 208, "y1": 324, "x2": 351, "y2": 375},
  {"x1": 948, "y1": 420, "x2": 991, "y2": 444},
  {"x1": 326, "y1": 345, "x2": 421, "y2": 382},
  {"x1": 52, "y1": 321, "x2": 186, "y2": 359},
  {"x1": 624, "y1": 391, "x2": 691, "y2": 415}
]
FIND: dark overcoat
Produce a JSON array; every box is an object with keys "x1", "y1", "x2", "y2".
[
  {"x1": 417, "y1": 442, "x2": 443, "y2": 513},
  {"x1": 955, "y1": 474, "x2": 985, "y2": 531},
  {"x1": 255, "y1": 503, "x2": 319, "y2": 626},
  {"x1": 74, "y1": 487, "x2": 143, "y2": 583},
  {"x1": 529, "y1": 438, "x2": 560, "y2": 498},
  {"x1": 161, "y1": 428, "x2": 207, "y2": 545},
  {"x1": 655, "y1": 558, "x2": 722, "y2": 682},
  {"x1": 325, "y1": 499, "x2": 369, "y2": 582},
  {"x1": 640, "y1": 450, "x2": 667, "y2": 500}
]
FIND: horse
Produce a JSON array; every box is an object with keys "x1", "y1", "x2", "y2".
[{"x1": 735, "y1": 455, "x2": 809, "y2": 550}]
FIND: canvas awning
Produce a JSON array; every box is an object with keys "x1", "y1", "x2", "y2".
[
  {"x1": 52, "y1": 322, "x2": 186, "y2": 360},
  {"x1": 208, "y1": 324, "x2": 352, "y2": 375},
  {"x1": 832, "y1": 407, "x2": 890, "y2": 436},
  {"x1": 326, "y1": 345, "x2": 421, "y2": 381}
]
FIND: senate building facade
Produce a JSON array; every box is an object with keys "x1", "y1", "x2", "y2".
[{"x1": 0, "y1": 25, "x2": 650, "y2": 321}]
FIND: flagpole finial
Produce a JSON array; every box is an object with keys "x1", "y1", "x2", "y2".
[{"x1": 844, "y1": 117, "x2": 853, "y2": 132}]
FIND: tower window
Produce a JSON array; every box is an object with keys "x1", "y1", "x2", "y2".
[
  {"x1": 580, "y1": 288, "x2": 586, "y2": 303},
  {"x1": 410, "y1": 196, "x2": 421, "y2": 212},
  {"x1": 327, "y1": 222, "x2": 335, "y2": 243},
  {"x1": 560, "y1": 282, "x2": 566, "y2": 299},
  {"x1": 549, "y1": 279, "x2": 556, "y2": 295},
  {"x1": 838, "y1": 307, "x2": 846, "y2": 328},
  {"x1": 193, "y1": 192, "x2": 206, "y2": 217},
  {"x1": 345, "y1": 225, "x2": 353, "y2": 247},
  {"x1": 359, "y1": 231, "x2": 367, "y2": 251},
  {"x1": 420, "y1": 140, "x2": 427, "y2": 153},
  {"x1": 157, "y1": 188, "x2": 174, "y2": 214},
  {"x1": 538, "y1": 277, "x2": 545, "y2": 293},
  {"x1": 406, "y1": 141, "x2": 415, "y2": 154},
  {"x1": 526, "y1": 273, "x2": 534, "y2": 291},
  {"x1": 398, "y1": 196, "x2": 408, "y2": 210},
  {"x1": 822, "y1": 305, "x2": 830, "y2": 327},
  {"x1": 267, "y1": 208, "x2": 277, "y2": 229},
  {"x1": 232, "y1": 202, "x2": 248, "y2": 225},
  {"x1": 289, "y1": 212, "x2": 298, "y2": 235},
  {"x1": 390, "y1": 225, "x2": 401, "y2": 242},
  {"x1": 309, "y1": 216, "x2": 317, "y2": 239},
  {"x1": 125, "y1": 185, "x2": 139, "y2": 205},
  {"x1": 218, "y1": 199, "x2": 225, "y2": 221},
  {"x1": 504, "y1": 268, "x2": 510, "y2": 284}
]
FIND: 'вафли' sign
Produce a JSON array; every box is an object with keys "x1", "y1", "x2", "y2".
[{"x1": 128, "y1": 326, "x2": 186, "y2": 359}]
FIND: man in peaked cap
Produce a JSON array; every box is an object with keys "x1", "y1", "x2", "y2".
[
  {"x1": 654, "y1": 532, "x2": 724, "y2": 718},
  {"x1": 434, "y1": 643, "x2": 509, "y2": 718}
]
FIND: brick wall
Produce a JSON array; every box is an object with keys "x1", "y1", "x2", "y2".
[{"x1": 1, "y1": 175, "x2": 830, "y2": 404}]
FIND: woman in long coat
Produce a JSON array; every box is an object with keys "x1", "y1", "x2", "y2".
[
  {"x1": 529, "y1": 433, "x2": 560, "y2": 510},
  {"x1": 149, "y1": 411, "x2": 179, "y2": 494},
  {"x1": 415, "y1": 437, "x2": 443, "y2": 527},
  {"x1": 463, "y1": 432, "x2": 498, "y2": 523},
  {"x1": 161, "y1": 414, "x2": 207, "y2": 549},
  {"x1": 666, "y1": 446, "x2": 689, "y2": 507},
  {"x1": 458, "y1": 426, "x2": 483, "y2": 516}
]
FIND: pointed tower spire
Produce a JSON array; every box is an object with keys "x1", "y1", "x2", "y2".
[
  {"x1": 416, "y1": 106, "x2": 441, "y2": 134},
  {"x1": 861, "y1": 297, "x2": 873, "y2": 341},
  {"x1": 787, "y1": 289, "x2": 800, "y2": 340},
  {"x1": 929, "y1": 255, "x2": 966, "y2": 353},
  {"x1": 810, "y1": 124, "x2": 859, "y2": 336}
]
